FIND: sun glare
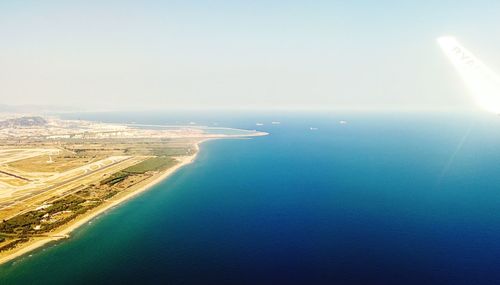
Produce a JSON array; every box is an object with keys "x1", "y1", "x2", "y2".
[{"x1": 438, "y1": 36, "x2": 500, "y2": 114}]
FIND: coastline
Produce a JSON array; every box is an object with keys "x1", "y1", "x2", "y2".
[{"x1": 0, "y1": 140, "x2": 204, "y2": 266}]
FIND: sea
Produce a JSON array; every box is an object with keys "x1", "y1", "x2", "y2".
[{"x1": 2, "y1": 111, "x2": 500, "y2": 285}]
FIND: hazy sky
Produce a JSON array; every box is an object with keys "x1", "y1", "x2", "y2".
[{"x1": 1, "y1": 0, "x2": 500, "y2": 111}]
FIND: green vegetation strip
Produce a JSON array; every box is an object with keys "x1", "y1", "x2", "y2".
[
  {"x1": 123, "y1": 157, "x2": 177, "y2": 173},
  {"x1": 101, "y1": 157, "x2": 177, "y2": 186},
  {"x1": 0, "y1": 195, "x2": 100, "y2": 238}
]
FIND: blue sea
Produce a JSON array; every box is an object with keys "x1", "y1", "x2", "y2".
[{"x1": 2, "y1": 111, "x2": 500, "y2": 285}]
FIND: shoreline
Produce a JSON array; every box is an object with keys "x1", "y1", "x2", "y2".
[{"x1": 0, "y1": 140, "x2": 205, "y2": 266}]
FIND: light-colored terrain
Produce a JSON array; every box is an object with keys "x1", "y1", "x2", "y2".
[{"x1": 0, "y1": 116, "x2": 267, "y2": 265}]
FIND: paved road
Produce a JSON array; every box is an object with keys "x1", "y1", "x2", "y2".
[
  {"x1": 0, "y1": 170, "x2": 31, "y2": 182},
  {"x1": 0, "y1": 157, "x2": 134, "y2": 213}
]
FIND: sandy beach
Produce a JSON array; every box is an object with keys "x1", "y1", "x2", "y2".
[{"x1": 0, "y1": 141, "x2": 203, "y2": 266}]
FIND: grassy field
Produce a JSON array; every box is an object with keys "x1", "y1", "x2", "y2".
[
  {"x1": 123, "y1": 157, "x2": 177, "y2": 173},
  {"x1": 150, "y1": 147, "x2": 193, "y2": 156},
  {"x1": 8, "y1": 154, "x2": 103, "y2": 173},
  {"x1": 101, "y1": 156, "x2": 177, "y2": 186}
]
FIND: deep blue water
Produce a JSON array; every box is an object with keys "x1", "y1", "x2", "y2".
[{"x1": 2, "y1": 111, "x2": 500, "y2": 284}]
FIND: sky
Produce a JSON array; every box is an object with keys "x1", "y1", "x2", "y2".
[{"x1": 1, "y1": 0, "x2": 500, "y2": 111}]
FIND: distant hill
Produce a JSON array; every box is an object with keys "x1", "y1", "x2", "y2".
[{"x1": 0, "y1": 116, "x2": 48, "y2": 128}]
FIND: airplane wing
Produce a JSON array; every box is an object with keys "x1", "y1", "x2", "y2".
[{"x1": 437, "y1": 36, "x2": 500, "y2": 113}]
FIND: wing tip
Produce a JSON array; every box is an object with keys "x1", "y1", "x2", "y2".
[{"x1": 437, "y1": 35, "x2": 458, "y2": 48}]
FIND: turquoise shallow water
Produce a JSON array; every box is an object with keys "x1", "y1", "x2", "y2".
[{"x1": 2, "y1": 112, "x2": 500, "y2": 284}]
